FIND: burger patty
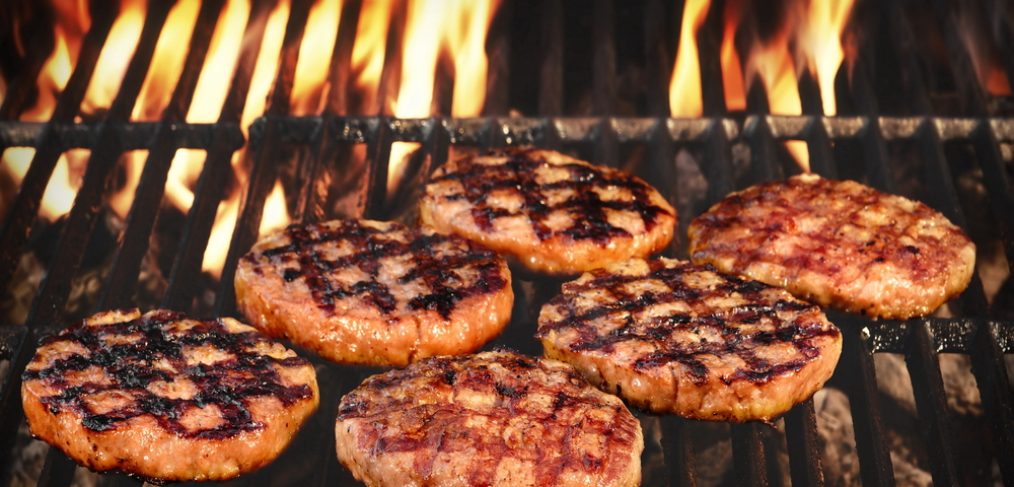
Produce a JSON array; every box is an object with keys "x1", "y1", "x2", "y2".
[
  {"x1": 335, "y1": 351, "x2": 644, "y2": 487},
  {"x1": 537, "y1": 258, "x2": 841, "y2": 421},
  {"x1": 235, "y1": 219, "x2": 513, "y2": 366},
  {"x1": 687, "y1": 174, "x2": 976, "y2": 319},
  {"x1": 420, "y1": 148, "x2": 676, "y2": 275},
  {"x1": 21, "y1": 309, "x2": 318, "y2": 482}
]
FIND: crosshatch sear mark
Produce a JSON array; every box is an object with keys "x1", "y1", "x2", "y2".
[
  {"x1": 432, "y1": 148, "x2": 672, "y2": 243},
  {"x1": 24, "y1": 310, "x2": 313, "y2": 438},
  {"x1": 539, "y1": 260, "x2": 840, "y2": 386},
  {"x1": 250, "y1": 220, "x2": 507, "y2": 318}
]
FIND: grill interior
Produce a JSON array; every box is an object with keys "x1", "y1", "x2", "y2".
[{"x1": 1, "y1": 0, "x2": 1014, "y2": 486}]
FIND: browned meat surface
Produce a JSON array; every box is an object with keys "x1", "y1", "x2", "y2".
[
  {"x1": 335, "y1": 351, "x2": 643, "y2": 486},
  {"x1": 420, "y1": 148, "x2": 676, "y2": 275},
  {"x1": 688, "y1": 174, "x2": 975, "y2": 319},
  {"x1": 21, "y1": 309, "x2": 318, "y2": 482},
  {"x1": 235, "y1": 219, "x2": 513, "y2": 366},
  {"x1": 538, "y1": 258, "x2": 841, "y2": 421}
]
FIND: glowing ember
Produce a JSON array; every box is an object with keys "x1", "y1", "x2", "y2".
[{"x1": 669, "y1": 0, "x2": 711, "y2": 116}]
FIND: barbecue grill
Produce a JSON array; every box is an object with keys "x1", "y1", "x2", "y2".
[{"x1": 1, "y1": 0, "x2": 1013, "y2": 486}]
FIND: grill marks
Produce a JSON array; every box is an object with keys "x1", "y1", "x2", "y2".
[
  {"x1": 539, "y1": 260, "x2": 840, "y2": 385},
  {"x1": 432, "y1": 148, "x2": 671, "y2": 243},
  {"x1": 336, "y1": 352, "x2": 643, "y2": 486},
  {"x1": 23, "y1": 310, "x2": 313, "y2": 438},
  {"x1": 248, "y1": 220, "x2": 506, "y2": 318},
  {"x1": 687, "y1": 174, "x2": 976, "y2": 318}
]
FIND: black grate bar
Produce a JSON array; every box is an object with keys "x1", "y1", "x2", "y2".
[
  {"x1": 904, "y1": 323, "x2": 961, "y2": 486},
  {"x1": 100, "y1": 0, "x2": 226, "y2": 310},
  {"x1": 785, "y1": 400, "x2": 824, "y2": 487},
  {"x1": 644, "y1": 0, "x2": 673, "y2": 117},
  {"x1": 23, "y1": 0, "x2": 176, "y2": 335},
  {"x1": 661, "y1": 417, "x2": 697, "y2": 487},
  {"x1": 0, "y1": 4, "x2": 117, "y2": 296},
  {"x1": 215, "y1": 0, "x2": 315, "y2": 314},
  {"x1": 162, "y1": 0, "x2": 278, "y2": 309},
  {"x1": 0, "y1": 121, "x2": 243, "y2": 150},
  {"x1": 837, "y1": 315, "x2": 896, "y2": 487},
  {"x1": 731, "y1": 423, "x2": 769, "y2": 486},
  {"x1": 969, "y1": 319, "x2": 1014, "y2": 484},
  {"x1": 969, "y1": 123, "x2": 1014, "y2": 266}
]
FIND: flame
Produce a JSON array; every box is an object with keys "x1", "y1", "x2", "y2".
[
  {"x1": 20, "y1": 0, "x2": 90, "y2": 121},
  {"x1": 749, "y1": 25, "x2": 809, "y2": 170},
  {"x1": 187, "y1": 0, "x2": 250, "y2": 122},
  {"x1": 81, "y1": 0, "x2": 146, "y2": 116},
  {"x1": 388, "y1": 0, "x2": 499, "y2": 189},
  {"x1": 350, "y1": 0, "x2": 394, "y2": 113},
  {"x1": 669, "y1": 0, "x2": 711, "y2": 116},
  {"x1": 132, "y1": 0, "x2": 201, "y2": 120},
  {"x1": 201, "y1": 1, "x2": 292, "y2": 278},
  {"x1": 291, "y1": 0, "x2": 342, "y2": 115},
  {"x1": 719, "y1": 0, "x2": 746, "y2": 111},
  {"x1": 1, "y1": 147, "x2": 89, "y2": 220},
  {"x1": 799, "y1": 0, "x2": 854, "y2": 115},
  {"x1": 956, "y1": 9, "x2": 1012, "y2": 97}
]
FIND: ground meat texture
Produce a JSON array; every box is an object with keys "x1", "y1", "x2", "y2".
[
  {"x1": 235, "y1": 219, "x2": 514, "y2": 366},
  {"x1": 21, "y1": 309, "x2": 319, "y2": 482},
  {"x1": 537, "y1": 258, "x2": 841, "y2": 421},
  {"x1": 687, "y1": 173, "x2": 976, "y2": 319},
  {"x1": 335, "y1": 351, "x2": 643, "y2": 487},
  {"x1": 420, "y1": 147, "x2": 676, "y2": 275}
]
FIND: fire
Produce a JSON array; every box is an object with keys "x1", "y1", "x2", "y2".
[
  {"x1": 388, "y1": 0, "x2": 500, "y2": 190},
  {"x1": 81, "y1": 0, "x2": 146, "y2": 116},
  {"x1": 749, "y1": 27, "x2": 809, "y2": 170},
  {"x1": 132, "y1": 0, "x2": 201, "y2": 120},
  {"x1": 187, "y1": 0, "x2": 250, "y2": 123},
  {"x1": 291, "y1": 0, "x2": 342, "y2": 116},
  {"x1": 349, "y1": 0, "x2": 394, "y2": 113},
  {"x1": 719, "y1": 0, "x2": 746, "y2": 111},
  {"x1": 669, "y1": 0, "x2": 711, "y2": 116},
  {"x1": 0, "y1": 148, "x2": 89, "y2": 221},
  {"x1": 799, "y1": 0, "x2": 854, "y2": 115},
  {"x1": 956, "y1": 9, "x2": 1013, "y2": 97},
  {"x1": 20, "y1": 0, "x2": 90, "y2": 121}
]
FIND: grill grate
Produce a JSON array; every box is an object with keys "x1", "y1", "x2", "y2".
[{"x1": 1, "y1": 0, "x2": 1014, "y2": 485}]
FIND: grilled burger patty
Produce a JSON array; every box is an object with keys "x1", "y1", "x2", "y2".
[
  {"x1": 537, "y1": 258, "x2": 841, "y2": 421},
  {"x1": 420, "y1": 148, "x2": 676, "y2": 275},
  {"x1": 687, "y1": 174, "x2": 976, "y2": 318},
  {"x1": 335, "y1": 351, "x2": 644, "y2": 487},
  {"x1": 21, "y1": 309, "x2": 318, "y2": 481},
  {"x1": 235, "y1": 219, "x2": 513, "y2": 366}
]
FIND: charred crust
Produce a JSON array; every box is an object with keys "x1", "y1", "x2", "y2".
[
  {"x1": 541, "y1": 261, "x2": 840, "y2": 385},
  {"x1": 24, "y1": 311, "x2": 313, "y2": 438},
  {"x1": 430, "y1": 148, "x2": 672, "y2": 243},
  {"x1": 249, "y1": 220, "x2": 506, "y2": 318}
]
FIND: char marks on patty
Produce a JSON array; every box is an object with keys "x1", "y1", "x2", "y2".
[
  {"x1": 538, "y1": 258, "x2": 842, "y2": 421},
  {"x1": 687, "y1": 173, "x2": 976, "y2": 318},
  {"x1": 335, "y1": 351, "x2": 644, "y2": 487},
  {"x1": 420, "y1": 148, "x2": 676, "y2": 275}
]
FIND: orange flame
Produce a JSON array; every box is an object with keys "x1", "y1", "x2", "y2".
[
  {"x1": 388, "y1": 0, "x2": 500, "y2": 190},
  {"x1": 201, "y1": 0, "x2": 293, "y2": 278},
  {"x1": 186, "y1": 0, "x2": 250, "y2": 123},
  {"x1": 719, "y1": 0, "x2": 746, "y2": 111},
  {"x1": 669, "y1": 0, "x2": 711, "y2": 116},
  {"x1": 132, "y1": 0, "x2": 201, "y2": 120},
  {"x1": 1, "y1": 148, "x2": 89, "y2": 220},
  {"x1": 291, "y1": 0, "x2": 342, "y2": 115},
  {"x1": 956, "y1": 8, "x2": 1013, "y2": 97},
  {"x1": 799, "y1": 0, "x2": 854, "y2": 115},
  {"x1": 749, "y1": 25, "x2": 809, "y2": 170},
  {"x1": 349, "y1": 0, "x2": 394, "y2": 113},
  {"x1": 81, "y1": 0, "x2": 146, "y2": 116}
]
